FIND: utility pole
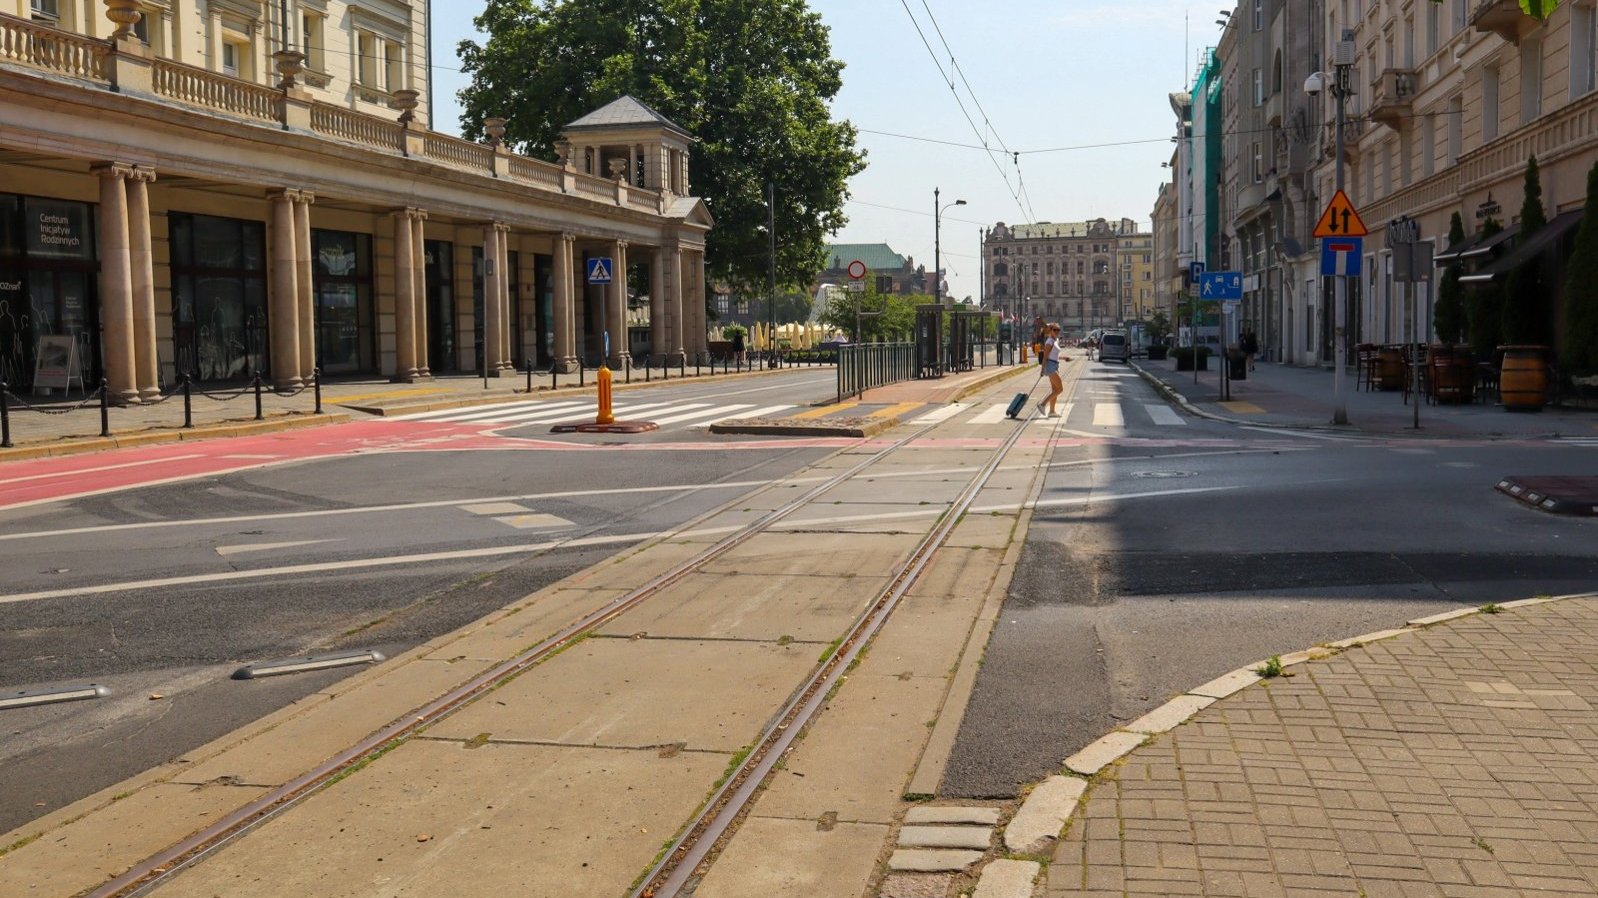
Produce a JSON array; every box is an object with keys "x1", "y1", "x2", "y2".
[
  {"x1": 767, "y1": 181, "x2": 778, "y2": 368},
  {"x1": 1330, "y1": 29, "x2": 1355, "y2": 425}
]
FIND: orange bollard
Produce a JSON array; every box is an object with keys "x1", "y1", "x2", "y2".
[{"x1": 596, "y1": 365, "x2": 615, "y2": 424}]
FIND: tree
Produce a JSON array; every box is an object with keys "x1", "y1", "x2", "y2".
[
  {"x1": 1146, "y1": 309, "x2": 1172, "y2": 344},
  {"x1": 1563, "y1": 161, "x2": 1598, "y2": 371},
  {"x1": 1503, "y1": 156, "x2": 1549, "y2": 345},
  {"x1": 818, "y1": 286, "x2": 916, "y2": 343},
  {"x1": 457, "y1": 0, "x2": 866, "y2": 297},
  {"x1": 1434, "y1": 212, "x2": 1467, "y2": 344}
]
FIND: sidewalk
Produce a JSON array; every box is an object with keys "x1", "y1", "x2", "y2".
[
  {"x1": 1134, "y1": 357, "x2": 1598, "y2": 439},
  {"x1": 1027, "y1": 593, "x2": 1598, "y2": 898}
]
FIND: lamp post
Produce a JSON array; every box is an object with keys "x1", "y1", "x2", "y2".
[
  {"x1": 1308, "y1": 29, "x2": 1357, "y2": 425},
  {"x1": 934, "y1": 187, "x2": 966, "y2": 306}
]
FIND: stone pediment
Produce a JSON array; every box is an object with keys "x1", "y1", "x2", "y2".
[{"x1": 667, "y1": 196, "x2": 713, "y2": 227}]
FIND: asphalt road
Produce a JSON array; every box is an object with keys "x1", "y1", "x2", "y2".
[
  {"x1": 0, "y1": 370, "x2": 840, "y2": 835},
  {"x1": 941, "y1": 360, "x2": 1598, "y2": 799}
]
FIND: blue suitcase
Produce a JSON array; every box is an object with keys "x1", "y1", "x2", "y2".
[{"x1": 1005, "y1": 375, "x2": 1043, "y2": 419}]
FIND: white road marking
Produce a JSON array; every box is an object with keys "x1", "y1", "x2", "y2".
[
  {"x1": 392, "y1": 401, "x2": 586, "y2": 423},
  {"x1": 216, "y1": 539, "x2": 342, "y2": 557},
  {"x1": 1092, "y1": 403, "x2": 1125, "y2": 427},
  {"x1": 1144, "y1": 403, "x2": 1186, "y2": 426},
  {"x1": 971, "y1": 403, "x2": 1011, "y2": 425},
  {"x1": 697, "y1": 404, "x2": 795, "y2": 425},
  {"x1": 649, "y1": 404, "x2": 755, "y2": 427},
  {"x1": 910, "y1": 403, "x2": 967, "y2": 425},
  {"x1": 461, "y1": 502, "x2": 532, "y2": 515},
  {"x1": 0, "y1": 533, "x2": 651, "y2": 605},
  {"x1": 0, "y1": 454, "x2": 206, "y2": 486},
  {"x1": 494, "y1": 513, "x2": 575, "y2": 530},
  {"x1": 478, "y1": 400, "x2": 683, "y2": 424}
]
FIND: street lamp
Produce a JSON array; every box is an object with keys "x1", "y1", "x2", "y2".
[
  {"x1": 934, "y1": 187, "x2": 966, "y2": 306},
  {"x1": 1306, "y1": 26, "x2": 1357, "y2": 425}
]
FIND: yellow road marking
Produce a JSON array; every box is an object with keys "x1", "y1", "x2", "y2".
[
  {"x1": 869, "y1": 401, "x2": 923, "y2": 420},
  {"x1": 790, "y1": 401, "x2": 859, "y2": 420},
  {"x1": 1219, "y1": 401, "x2": 1266, "y2": 414},
  {"x1": 332, "y1": 388, "x2": 449, "y2": 403}
]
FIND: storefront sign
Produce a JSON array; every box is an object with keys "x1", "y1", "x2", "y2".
[{"x1": 25, "y1": 199, "x2": 93, "y2": 260}]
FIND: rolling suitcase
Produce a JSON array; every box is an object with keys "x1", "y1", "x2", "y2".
[{"x1": 1005, "y1": 374, "x2": 1044, "y2": 419}]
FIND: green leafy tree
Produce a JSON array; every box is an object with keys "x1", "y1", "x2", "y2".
[
  {"x1": 1563, "y1": 161, "x2": 1598, "y2": 371},
  {"x1": 457, "y1": 0, "x2": 865, "y2": 300},
  {"x1": 818, "y1": 286, "x2": 916, "y2": 343},
  {"x1": 1434, "y1": 212, "x2": 1467, "y2": 344},
  {"x1": 1428, "y1": 0, "x2": 1557, "y2": 17},
  {"x1": 1468, "y1": 218, "x2": 1506, "y2": 358},
  {"x1": 1146, "y1": 308, "x2": 1172, "y2": 343},
  {"x1": 1503, "y1": 156, "x2": 1549, "y2": 346}
]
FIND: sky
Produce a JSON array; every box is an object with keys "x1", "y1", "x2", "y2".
[{"x1": 428, "y1": 0, "x2": 1228, "y2": 302}]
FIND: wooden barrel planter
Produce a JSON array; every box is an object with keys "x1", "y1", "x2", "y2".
[
  {"x1": 1376, "y1": 347, "x2": 1405, "y2": 390},
  {"x1": 1499, "y1": 345, "x2": 1549, "y2": 411}
]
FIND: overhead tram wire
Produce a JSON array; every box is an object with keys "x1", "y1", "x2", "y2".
[{"x1": 898, "y1": 0, "x2": 1030, "y2": 222}]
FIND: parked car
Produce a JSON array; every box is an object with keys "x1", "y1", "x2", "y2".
[{"x1": 1099, "y1": 330, "x2": 1130, "y2": 363}]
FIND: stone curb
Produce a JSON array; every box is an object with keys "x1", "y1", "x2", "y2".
[
  {"x1": 992, "y1": 589, "x2": 1598, "y2": 873},
  {"x1": 0, "y1": 413, "x2": 350, "y2": 463},
  {"x1": 708, "y1": 416, "x2": 895, "y2": 438},
  {"x1": 1496, "y1": 475, "x2": 1598, "y2": 516}
]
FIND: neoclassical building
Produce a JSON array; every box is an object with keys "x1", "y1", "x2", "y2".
[
  {"x1": 984, "y1": 218, "x2": 1147, "y2": 334},
  {"x1": 0, "y1": 0, "x2": 710, "y2": 400}
]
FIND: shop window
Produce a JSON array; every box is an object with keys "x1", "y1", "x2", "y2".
[
  {"x1": 0, "y1": 195, "x2": 100, "y2": 392},
  {"x1": 425, "y1": 240, "x2": 456, "y2": 372},
  {"x1": 311, "y1": 230, "x2": 374, "y2": 375},
  {"x1": 169, "y1": 212, "x2": 267, "y2": 382}
]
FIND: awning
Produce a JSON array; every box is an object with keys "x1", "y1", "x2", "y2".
[
  {"x1": 1433, "y1": 222, "x2": 1519, "y2": 263},
  {"x1": 1459, "y1": 210, "x2": 1583, "y2": 284}
]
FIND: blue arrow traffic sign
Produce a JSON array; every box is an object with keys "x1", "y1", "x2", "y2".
[
  {"x1": 587, "y1": 257, "x2": 614, "y2": 285},
  {"x1": 1198, "y1": 271, "x2": 1243, "y2": 301}
]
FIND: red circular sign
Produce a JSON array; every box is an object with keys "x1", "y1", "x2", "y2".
[{"x1": 846, "y1": 260, "x2": 867, "y2": 280}]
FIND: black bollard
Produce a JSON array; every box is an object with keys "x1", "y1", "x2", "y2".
[
  {"x1": 253, "y1": 372, "x2": 263, "y2": 420},
  {"x1": 182, "y1": 374, "x2": 193, "y2": 428},
  {"x1": 0, "y1": 382, "x2": 10, "y2": 448},
  {"x1": 625, "y1": 357, "x2": 632, "y2": 385},
  {"x1": 313, "y1": 368, "x2": 323, "y2": 414},
  {"x1": 645, "y1": 358, "x2": 651, "y2": 382},
  {"x1": 99, "y1": 378, "x2": 110, "y2": 437},
  {"x1": 579, "y1": 363, "x2": 585, "y2": 387},
  {"x1": 551, "y1": 363, "x2": 558, "y2": 391},
  {"x1": 526, "y1": 358, "x2": 533, "y2": 394}
]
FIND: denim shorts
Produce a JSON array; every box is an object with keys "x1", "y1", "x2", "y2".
[{"x1": 1044, "y1": 359, "x2": 1059, "y2": 376}]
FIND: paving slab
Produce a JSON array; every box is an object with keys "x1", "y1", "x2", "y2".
[
  {"x1": 1004, "y1": 775, "x2": 1087, "y2": 853},
  {"x1": 692, "y1": 817, "x2": 890, "y2": 898},
  {"x1": 775, "y1": 502, "x2": 943, "y2": 533},
  {"x1": 976, "y1": 859, "x2": 1040, "y2": 898},
  {"x1": 420, "y1": 585, "x2": 633, "y2": 662},
  {"x1": 149, "y1": 741, "x2": 724, "y2": 898},
  {"x1": 697, "y1": 530, "x2": 920, "y2": 577},
  {"x1": 594, "y1": 570, "x2": 888, "y2": 642},
  {"x1": 898, "y1": 824, "x2": 994, "y2": 850},
  {"x1": 425, "y1": 636, "x2": 814, "y2": 752},
  {"x1": 0, "y1": 782, "x2": 270, "y2": 898},
  {"x1": 904, "y1": 806, "x2": 1002, "y2": 826},
  {"x1": 889, "y1": 848, "x2": 986, "y2": 872},
  {"x1": 879, "y1": 872, "x2": 957, "y2": 898},
  {"x1": 754, "y1": 672, "x2": 946, "y2": 824}
]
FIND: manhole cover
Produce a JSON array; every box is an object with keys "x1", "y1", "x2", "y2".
[{"x1": 1130, "y1": 471, "x2": 1196, "y2": 479}]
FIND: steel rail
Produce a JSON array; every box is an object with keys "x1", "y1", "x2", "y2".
[
  {"x1": 631, "y1": 394, "x2": 1046, "y2": 897},
  {"x1": 83, "y1": 415, "x2": 953, "y2": 898}
]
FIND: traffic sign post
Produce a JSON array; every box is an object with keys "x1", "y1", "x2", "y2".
[
  {"x1": 1198, "y1": 272, "x2": 1243, "y2": 401},
  {"x1": 1315, "y1": 189, "x2": 1369, "y2": 426}
]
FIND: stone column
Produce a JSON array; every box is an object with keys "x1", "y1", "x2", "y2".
[
  {"x1": 127, "y1": 165, "x2": 160, "y2": 400},
  {"x1": 650, "y1": 246, "x2": 668, "y2": 359},
  {"x1": 391, "y1": 209, "x2": 418, "y2": 380},
  {"x1": 295, "y1": 192, "x2": 316, "y2": 383},
  {"x1": 482, "y1": 222, "x2": 503, "y2": 374},
  {"x1": 94, "y1": 163, "x2": 138, "y2": 404},
  {"x1": 498, "y1": 225, "x2": 513, "y2": 370},
  {"x1": 552, "y1": 232, "x2": 576, "y2": 372},
  {"x1": 412, "y1": 210, "x2": 430, "y2": 377},
  {"x1": 678, "y1": 247, "x2": 701, "y2": 358},
  {"x1": 267, "y1": 189, "x2": 301, "y2": 389},
  {"x1": 669, "y1": 246, "x2": 685, "y2": 363},
  {"x1": 607, "y1": 240, "x2": 629, "y2": 367}
]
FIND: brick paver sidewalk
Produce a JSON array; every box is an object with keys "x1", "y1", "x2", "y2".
[{"x1": 1047, "y1": 596, "x2": 1598, "y2": 898}]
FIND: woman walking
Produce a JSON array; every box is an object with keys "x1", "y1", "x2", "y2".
[{"x1": 1037, "y1": 323, "x2": 1070, "y2": 416}]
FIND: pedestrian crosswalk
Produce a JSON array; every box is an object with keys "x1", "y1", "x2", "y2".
[
  {"x1": 393, "y1": 398, "x2": 800, "y2": 431},
  {"x1": 967, "y1": 399, "x2": 1186, "y2": 428}
]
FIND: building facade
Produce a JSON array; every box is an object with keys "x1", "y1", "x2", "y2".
[
  {"x1": 1152, "y1": 175, "x2": 1182, "y2": 330},
  {"x1": 1118, "y1": 230, "x2": 1156, "y2": 321},
  {"x1": 984, "y1": 218, "x2": 1147, "y2": 335},
  {"x1": 0, "y1": 3, "x2": 710, "y2": 400}
]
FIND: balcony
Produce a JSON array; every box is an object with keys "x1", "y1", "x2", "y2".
[
  {"x1": 1370, "y1": 68, "x2": 1418, "y2": 129},
  {"x1": 1471, "y1": 0, "x2": 1540, "y2": 44}
]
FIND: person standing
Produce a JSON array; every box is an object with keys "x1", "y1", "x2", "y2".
[
  {"x1": 1036, "y1": 323, "x2": 1070, "y2": 416},
  {"x1": 731, "y1": 327, "x2": 746, "y2": 365},
  {"x1": 1240, "y1": 327, "x2": 1259, "y2": 371},
  {"x1": 1031, "y1": 316, "x2": 1047, "y2": 365}
]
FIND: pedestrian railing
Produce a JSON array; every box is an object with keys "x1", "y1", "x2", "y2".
[
  {"x1": 0, "y1": 372, "x2": 324, "y2": 449},
  {"x1": 837, "y1": 342, "x2": 915, "y2": 403}
]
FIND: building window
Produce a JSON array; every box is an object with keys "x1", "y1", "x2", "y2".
[
  {"x1": 1482, "y1": 66, "x2": 1500, "y2": 142},
  {"x1": 221, "y1": 41, "x2": 239, "y2": 77},
  {"x1": 1448, "y1": 95, "x2": 1462, "y2": 162},
  {"x1": 1252, "y1": 68, "x2": 1263, "y2": 106},
  {"x1": 311, "y1": 231, "x2": 375, "y2": 375},
  {"x1": 1573, "y1": 3, "x2": 1597, "y2": 99},
  {"x1": 302, "y1": 12, "x2": 325, "y2": 71},
  {"x1": 1422, "y1": 113, "x2": 1436, "y2": 177},
  {"x1": 1521, "y1": 40, "x2": 1543, "y2": 122},
  {"x1": 1425, "y1": 2, "x2": 1441, "y2": 56},
  {"x1": 1252, "y1": 141, "x2": 1264, "y2": 182},
  {"x1": 169, "y1": 213, "x2": 268, "y2": 382},
  {"x1": 384, "y1": 42, "x2": 403, "y2": 91},
  {"x1": 29, "y1": 0, "x2": 58, "y2": 21},
  {"x1": 1253, "y1": 0, "x2": 1263, "y2": 30},
  {"x1": 357, "y1": 32, "x2": 378, "y2": 87},
  {"x1": 1452, "y1": 0, "x2": 1467, "y2": 33}
]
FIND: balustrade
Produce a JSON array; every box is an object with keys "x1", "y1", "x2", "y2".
[
  {"x1": 0, "y1": 12, "x2": 106, "y2": 81},
  {"x1": 310, "y1": 102, "x2": 404, "y2": 151},
  {"x1": 152, "y1": 58, "x2": 279, "y2": 123}
]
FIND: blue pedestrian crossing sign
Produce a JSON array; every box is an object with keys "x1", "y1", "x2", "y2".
[
  {"x1": 1198, "y1": 271, "x2": 1243, "y2": 301},
  {"x1": 587, "y1": 257, "x2": 614, "y2": 285}
]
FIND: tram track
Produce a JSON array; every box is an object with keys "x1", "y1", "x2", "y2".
[{"x1": 81, "y1": 369, "x2": 1065, "y2": 898}]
